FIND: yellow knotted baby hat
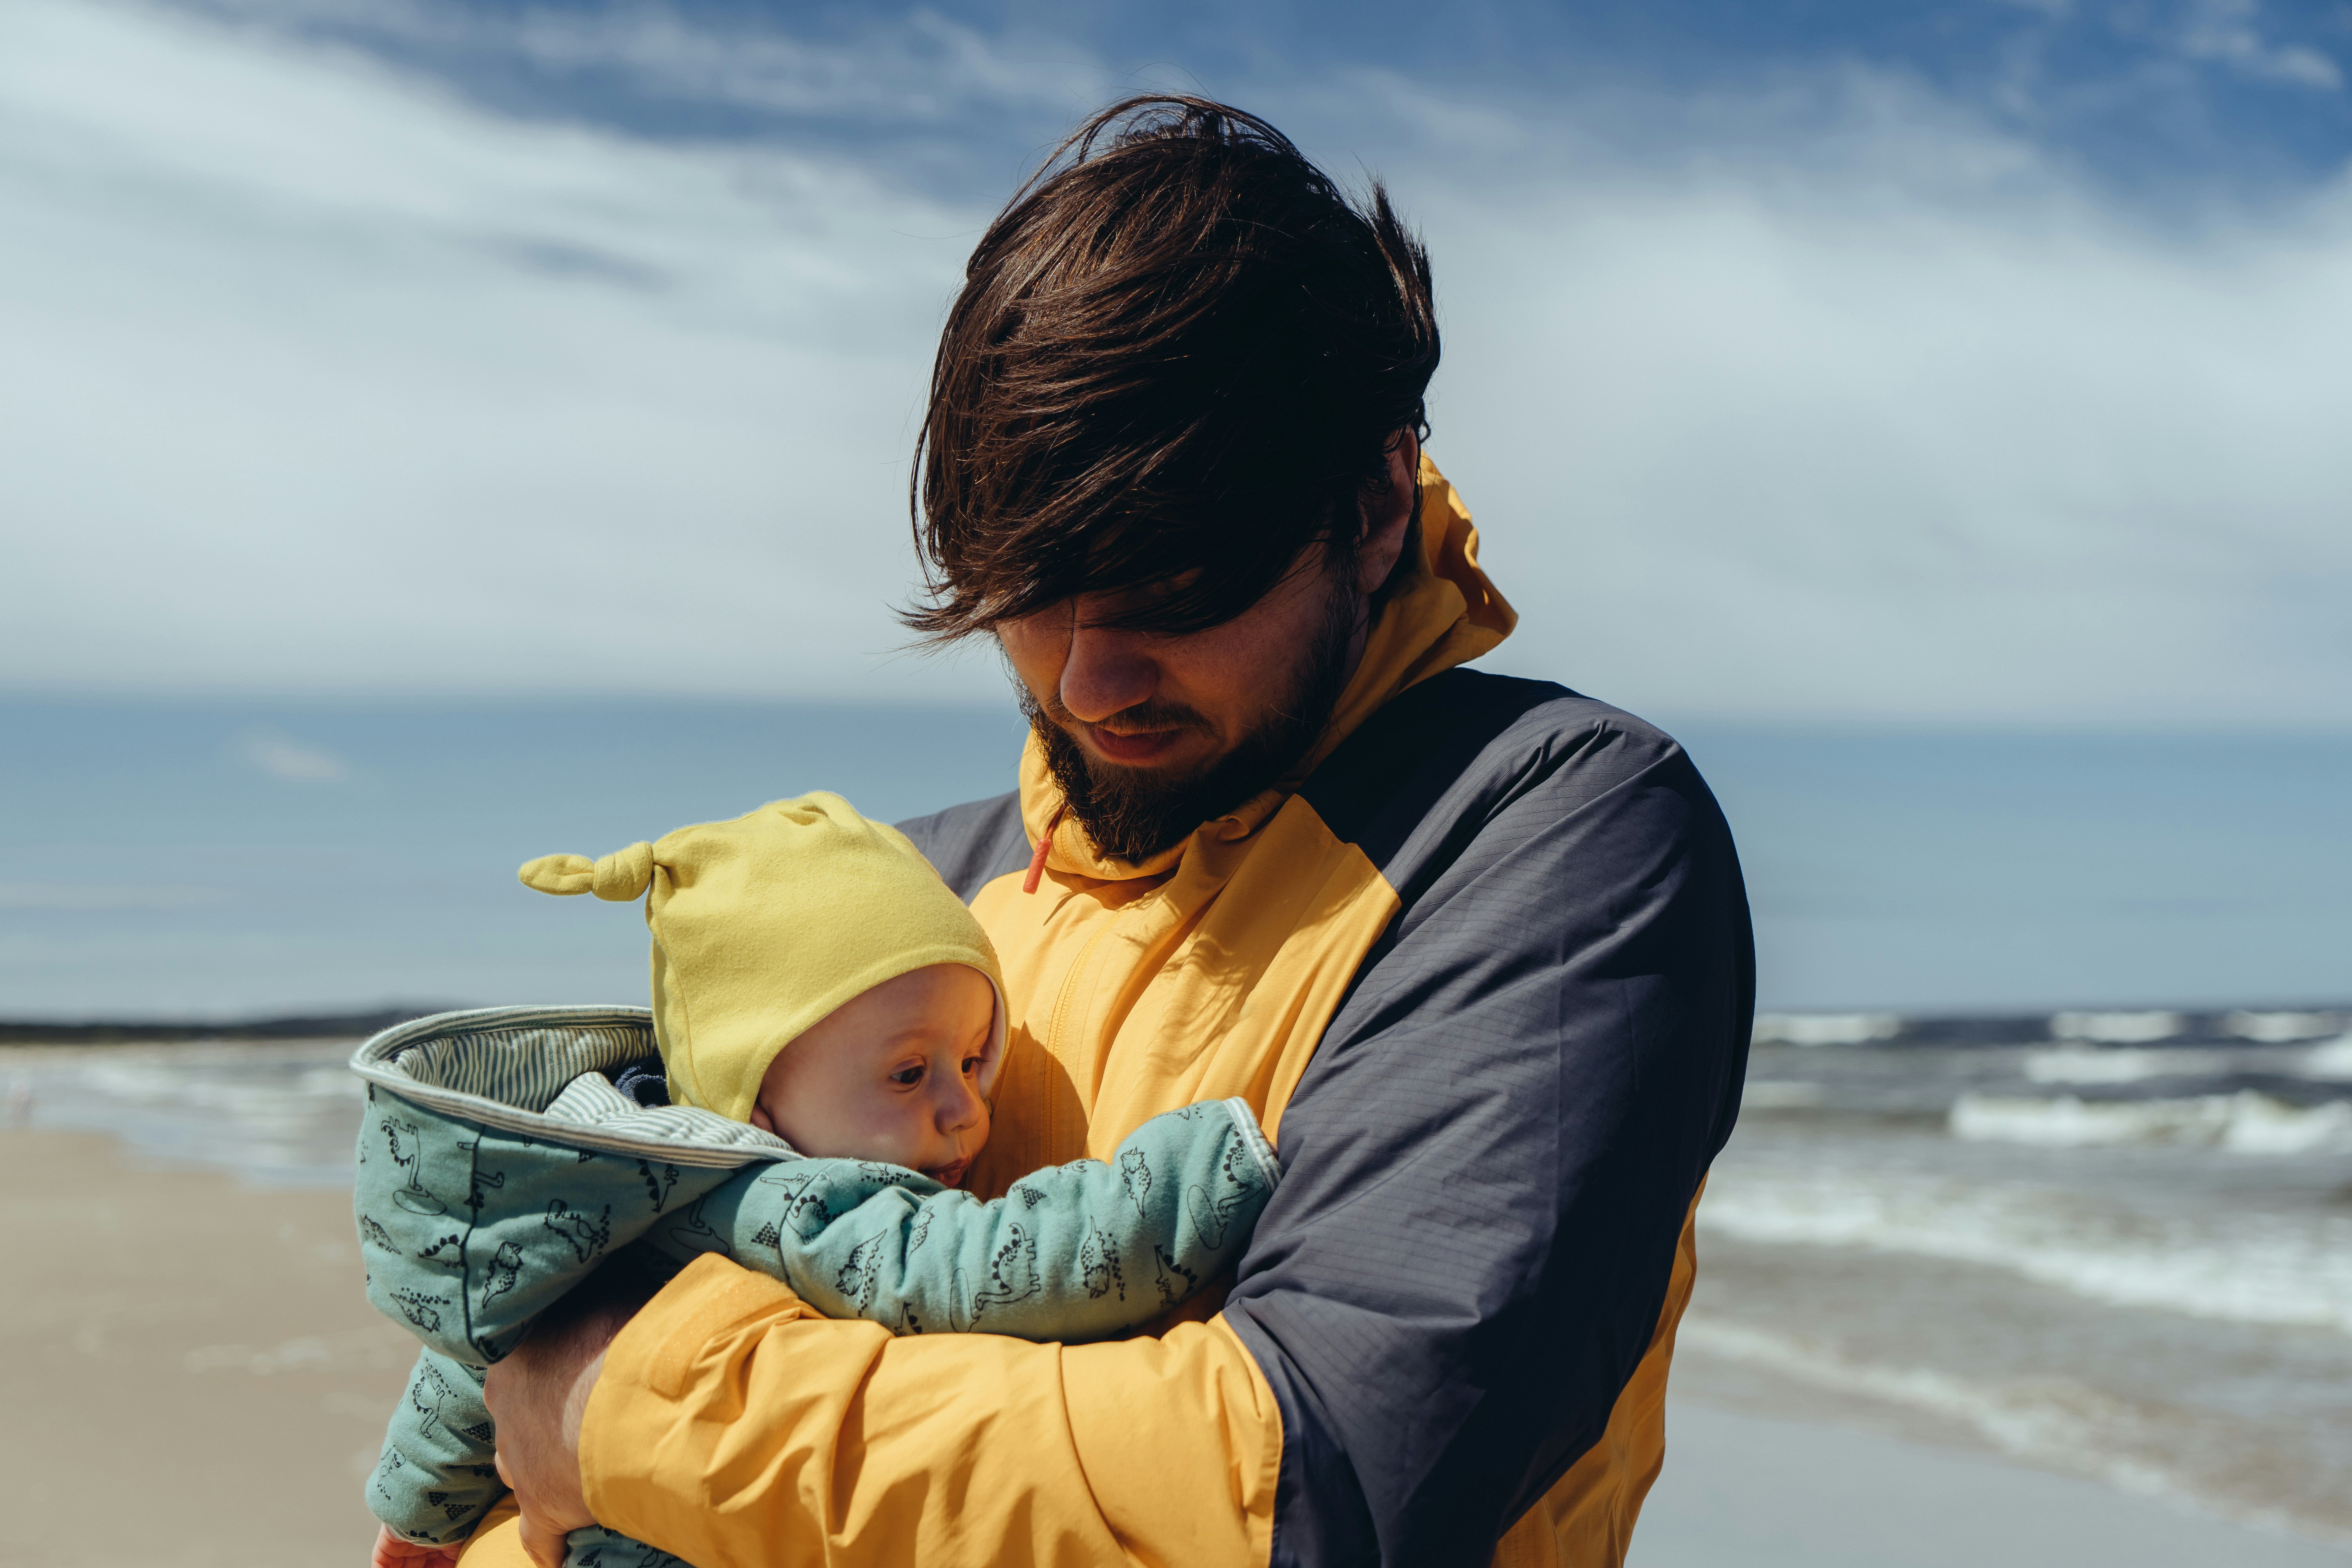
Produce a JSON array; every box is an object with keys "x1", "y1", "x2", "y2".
[{"x1": 519, "y1": 791, "x2": 1005, "y2": 1123}]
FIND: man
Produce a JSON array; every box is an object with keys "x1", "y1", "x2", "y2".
[{"x1": 480, "y1": 96, "x2": 1751, "y2": 1568}]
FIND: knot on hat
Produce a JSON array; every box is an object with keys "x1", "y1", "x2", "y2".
[{"x1": 517, "y1": 842, "x2": 656, "y2": 901}]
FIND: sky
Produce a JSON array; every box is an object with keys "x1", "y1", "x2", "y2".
[{"x1": 5, "y1": 0, "x2": 2351, "y2": 726}]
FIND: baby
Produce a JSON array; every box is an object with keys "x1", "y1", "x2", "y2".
[{"x1": 354, "y1": 793, "x2": 1279, "y2": 1568}]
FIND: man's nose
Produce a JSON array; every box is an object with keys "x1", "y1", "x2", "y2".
[{"x1": 1058, "y1": 616, "x2": 1158, "y2": 724}]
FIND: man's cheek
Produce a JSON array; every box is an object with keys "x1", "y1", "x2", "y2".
[{"x1": 995, "y1": 622, "x2": 1065, "y2": 699}]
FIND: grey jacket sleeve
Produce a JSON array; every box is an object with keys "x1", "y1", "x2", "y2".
[
  {"x1": 1223, "y1": 673, "x2": 1755, "y2": 1567},
  {"x1": 639, "y1": 1098, "x2": 1281, "y2": 1340}
]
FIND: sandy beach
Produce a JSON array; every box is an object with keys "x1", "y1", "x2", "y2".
[
  {"x1": 5, "y1": 1092, "x2": 2349, "y2": 1566},
  {"x1": 0, "y1": 1127, "x2": 409, "y2": 1568}
]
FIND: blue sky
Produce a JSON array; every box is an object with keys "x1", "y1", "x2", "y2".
[
  {"x1": 5, "y1": 0, "x2": 2350, "y2": 723},
  {"x1": 178, "y1": 0, "x2": 2352, "y2": 200}
]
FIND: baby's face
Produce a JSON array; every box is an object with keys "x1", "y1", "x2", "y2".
[{"x1": 747, "y1": 963, "x2": 995, "y2": 1187}]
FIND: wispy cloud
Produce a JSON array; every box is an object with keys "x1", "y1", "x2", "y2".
[
  {"x1": 2171, "y1": 0, "x2": 2342, "y2": 91},
  {"x1": 3, "y1": 0, "x2": 993, "y2": 697},
  {"x1": 1325, "y1": 63, "x2": 2352, "y2": 722},
  {"x1": 4, "y1": 0, "x2": 2349, "y2": 724},
  {"x1": 234, "y1": 727, "x2": 352, "y2": 782}
]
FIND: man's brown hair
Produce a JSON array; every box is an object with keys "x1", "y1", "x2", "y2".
[{"x1": 906, "y1": 95, "x2": 1439, "y2": 641}]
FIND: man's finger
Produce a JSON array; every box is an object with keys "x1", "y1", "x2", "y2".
[{"x1": 517, "y1": 1510, "x2": 571, "y2": 1568}]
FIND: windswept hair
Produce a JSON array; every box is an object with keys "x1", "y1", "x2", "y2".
[{"x1": 905, "y1": 95, "x2": 1439, "y2": 641}]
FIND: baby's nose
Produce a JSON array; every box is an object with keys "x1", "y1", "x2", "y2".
[{"x1": 940, "y1": 1080, "x2": 984, "y2": 1132}]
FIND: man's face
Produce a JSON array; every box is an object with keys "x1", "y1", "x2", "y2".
[
  {"x1": 995, "y1": 434, "x2": 1420, "y2": 863},
  {"x1": 1000, "y1": 547, "x2": 1358, "y2": 862}
]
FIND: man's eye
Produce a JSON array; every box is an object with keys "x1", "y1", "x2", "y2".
[{"x1": 891, "y1": 1065, "x2": 925, "y2": 1087}]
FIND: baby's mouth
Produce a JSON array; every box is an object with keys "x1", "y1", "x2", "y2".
[{"x1": 926, "y1": 1157, "x2": 970, "y2": 1188}]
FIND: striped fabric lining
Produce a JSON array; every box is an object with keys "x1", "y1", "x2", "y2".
[{"x1": 349, "y1": 1005, "x2": 799, "y2": 1170}]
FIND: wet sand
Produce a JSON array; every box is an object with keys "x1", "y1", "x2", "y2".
[
  {"x1": 1633, "y1": 1401, "x2": 2352, "y2": 1568},
  {"x1": 5, "y1": 1119, "x2": 2346, "y2": 1566}
]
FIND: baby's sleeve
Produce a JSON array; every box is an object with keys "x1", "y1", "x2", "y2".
[
  {"x1": 642, "y1": 1097, "x2": 1281, "y2": 1341},
  {"x1": 368, "y1": 1347, "x2": 505, "y2": 1548}
]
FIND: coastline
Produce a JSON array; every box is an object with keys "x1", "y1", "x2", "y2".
[
  {"x1": 1633, "y1": 1399, "x2": 2352, "y2": 1568},
  {"x1": 6, "y1": 1114, "x2": 2349, "y2": 1565}
]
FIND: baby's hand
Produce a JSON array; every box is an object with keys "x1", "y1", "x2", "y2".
[{"x1": 372, "y1": 1523, "x2": 463, "y2": 1568}]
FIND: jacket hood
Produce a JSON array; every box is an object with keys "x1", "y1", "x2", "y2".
[{"x1": 1019, "y1": 455, "x2": 1517, "y2": 882}]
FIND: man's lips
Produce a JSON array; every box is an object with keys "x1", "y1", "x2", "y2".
[{"x1": 1082, "y1": 725, "x2": 1185, "y2": 764}]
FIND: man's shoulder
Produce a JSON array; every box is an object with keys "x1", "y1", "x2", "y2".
[
  {"x1": 895, "y1": 791, "x2": 1029, "y2": 903},
  {"x1": 1299, "y1": 667, "x2": 1704, "y2": 872}
]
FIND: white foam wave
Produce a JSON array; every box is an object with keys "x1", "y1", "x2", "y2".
[
  {"x1": 1952, "y1": 1091, "x2": 2352, "y2": 1154},
  {"x1": 1699, "y1": 1169, "x2": 2352, "y2": 1334},
  {"x1": 1678, "y1": 1316, "x2": 2168, "y2": 1493},
  {"x1": 2051, "y1": 1011, "x2": 2182, "y2": 1044},
  {"x1": 1675, "y1": 1316, "x2": 2342, "y2": 1543},
  {"x1": 2, "y1": 1044, "x2": 365, "y2": 1185},
  {"x1": 2022, "y1": 1047, "x2": 2228, "y2": 1085},
  {"x1": 2303, "y1": 1036, "x2": 2352, "y2": 1081},
  {"x1": 1754, "y1": 1013, "x2": 1902, "y2": 1047},
  {"x1": 2229, "y1": 1011, "x2": 2346, "y2": 1044}
]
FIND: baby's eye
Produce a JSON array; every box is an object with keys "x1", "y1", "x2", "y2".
[
  {"x1": 961, "y1": 1055, "x2": 983, "y2": 1077},
  {"x1": 891, "y1": 1065, "x2": 926, "y2": 1088}
]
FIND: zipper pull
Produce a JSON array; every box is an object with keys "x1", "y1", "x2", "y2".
[{"x1": 1022, "y1": 805, "x2": 1065, "y2": 895}]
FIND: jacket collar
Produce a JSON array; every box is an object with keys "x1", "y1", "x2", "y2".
[{"x1": 1018, "y1": 456, "x2": 1517, "y2": 883}]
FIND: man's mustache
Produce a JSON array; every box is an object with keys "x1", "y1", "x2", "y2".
[{"x1": 1038, "y1": 693, "x2": 1215, "y2": 746}]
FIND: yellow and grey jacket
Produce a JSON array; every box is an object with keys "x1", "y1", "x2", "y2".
[{"x1": 564, "y1": 460, "x2": 1755, "y2": 1568}]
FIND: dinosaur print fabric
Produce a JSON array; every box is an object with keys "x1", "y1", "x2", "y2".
[{"x1": 352, "y1": 1005, "x2": 1281, "y2": 1564}]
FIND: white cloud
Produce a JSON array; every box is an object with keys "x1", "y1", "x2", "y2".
[
  {"x1": 234, "y1": 726, "x2": 350, "y2": 781},
  {"x1": 0, "y1": 0, "x2": 1000, "y2": 701},
  {"x1": 2174, "y1": 0, "x2": 2343, "y2": 91},
  {"x1": 1334, "y1": 67, "x2": 2352, "y2": 724},
  {"x1": 3, "y1": 1, "x2": 2349, "y2": 724}
]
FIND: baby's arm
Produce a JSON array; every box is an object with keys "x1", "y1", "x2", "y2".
[
  {"x1": 643, "y1": 1097, "x2": 1281, "y2": 1340},
  {"x1": 368, "y1": 1347, "x2": 505, "y2": 1549}
]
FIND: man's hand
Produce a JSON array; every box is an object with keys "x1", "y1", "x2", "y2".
[{"x1": 483, "y1": 1261, "x2": 658, "y2": 1568}]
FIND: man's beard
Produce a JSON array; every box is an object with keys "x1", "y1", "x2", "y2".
[{"x1": 1022, "y1": 578, "x2": 1359, "y2": 864}]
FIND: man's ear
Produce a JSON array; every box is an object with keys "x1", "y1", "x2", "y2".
[{"x1": 1354, "y1": 429, "x2": 1420, "y2": 597}]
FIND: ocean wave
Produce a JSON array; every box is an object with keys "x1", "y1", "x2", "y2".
[
  {"x1": 2022, "y1": 1047, "x2": 2230, "y2": 1085},
  {"x1": 2230, "y1": 1011, "x2": 2347, "y2": 1044},
  {"x1": 1, "y1": 1043, "x2": 364, "y2": 1185},
  {"x1": 2303, "y1": 1036, "x2": 2352, "y2": 1081},
  {"x1": 1753, "y1": 1013, "x2": 1902, "y2": 1047},
  {"x1": 1951, "y1": 1091, "x2": 2352, "y2": 1154},
  {"x1": 1698, "y1": 1169, "x2": 2352, "y2": 1334},
  {"x1": 1675, "y1": 1315, "x2": 2345, "y2": 1544},
  {"x1": 2051, "y1": 1010, "x2": 2182, "y2": 1044}
]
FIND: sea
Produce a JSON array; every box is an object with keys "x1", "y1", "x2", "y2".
[{"x1": 4, "y1": 693, "x2": 2351, "y2": 1546}]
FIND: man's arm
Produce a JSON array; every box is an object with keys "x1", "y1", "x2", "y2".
[
  {"x1": 1231, "y1": 701, "x2": 1753, "y2": 1561},
  {"x1": 563, "y1": 697, "x2": 1748, "y2": 1568}
]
